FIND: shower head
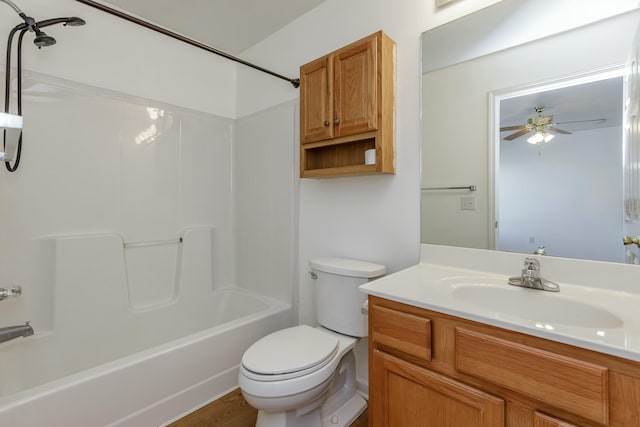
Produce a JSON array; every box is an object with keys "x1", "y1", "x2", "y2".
[
  {"x1": 37, "y1": 17, "x2": 87, "y2": 29},
  {"x1": 33, "y1": 28, "x2": 56, "y2": 48},
  {"x1": 64, "y1": 17, "x2": 86, "y2": 26}
]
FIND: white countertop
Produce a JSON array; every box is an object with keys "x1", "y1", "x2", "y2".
[{"x1": 360, "y1": 261, "x2": 640, "y2": 362}]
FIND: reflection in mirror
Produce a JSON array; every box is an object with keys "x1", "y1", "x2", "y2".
[
  {"x1": 421, "y1": 0, "x2": 640, "y2": 264},
  {"x1": 494, "y1": 71, "x2": 623, "y2": 262}
]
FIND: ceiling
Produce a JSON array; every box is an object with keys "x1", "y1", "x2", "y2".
[
  {"x1": 100, "y1": 0, "x2": 327, "y2": 54},
  {"x1": 500, "y1": 75, "x2": 623, "y2": 139}
]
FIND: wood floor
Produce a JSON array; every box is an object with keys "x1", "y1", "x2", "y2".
[{"x1": 169, "y1": 388, "x2": 368, "y2": 427}]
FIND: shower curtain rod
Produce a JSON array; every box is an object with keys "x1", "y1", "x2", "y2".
[{"x1": 74, "y1": 0, "x2": 300, "y2": 88}]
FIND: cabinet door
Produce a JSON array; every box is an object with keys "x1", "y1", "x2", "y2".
[
  {"x1": 300, "y1": 55, "x2": 334, "y2": 143},
  {"x1": 334, "y1": 35, "x2": 377, "y2": 137},
  {"x1": 371, "y1": 350, "x2": 504, "y2": 427},
  {"x1": 533, "y1": 412, "x2": 577, "y2": 427}
]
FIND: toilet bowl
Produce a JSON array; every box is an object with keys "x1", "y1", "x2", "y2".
[
  {"x1": 239, "y1": 326, "x2": 364, "y2": 427},
  {"x1": 238, "y1": 257, "x2": 385, "y2": 427}
]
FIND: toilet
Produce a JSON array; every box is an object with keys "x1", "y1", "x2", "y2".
[{"x1": 238, "y1": 257, "x2": 385, "y2": 427}]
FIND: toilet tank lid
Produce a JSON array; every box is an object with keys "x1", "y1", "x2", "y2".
[{"x1": 309, "y1": 257, "x2": 386, "y2": 278}]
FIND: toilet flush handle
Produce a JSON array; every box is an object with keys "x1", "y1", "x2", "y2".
[{"x1": 309, "y1": 271, "x2": 317, "y2": 280}]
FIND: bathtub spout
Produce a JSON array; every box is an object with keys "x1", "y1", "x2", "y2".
[{"x1": 0, "y1": 321, "x2": 34, "y2": 344}]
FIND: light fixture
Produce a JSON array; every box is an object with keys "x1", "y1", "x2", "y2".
[{"x1": 526, "y1": 127, "x2": 555, "y2": 145}]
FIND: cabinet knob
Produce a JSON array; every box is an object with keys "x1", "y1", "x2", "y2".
[
  {"x1": 334, "y1": 119, "x2": 340, "y2": 125},
  {"x1": 323, "y1": 120, "x2": 330, "y2": 127}
]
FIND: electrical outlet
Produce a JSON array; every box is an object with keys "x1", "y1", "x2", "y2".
[{"x1": 460, "y1": 196, "x2": 476, "y2": 210}]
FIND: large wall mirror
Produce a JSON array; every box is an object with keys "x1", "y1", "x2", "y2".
[{"x1": 421, "y1": 0, "x2": 640, "y2": 264}]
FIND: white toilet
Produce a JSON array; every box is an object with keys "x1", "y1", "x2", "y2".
[{"x1": 238, "y1": 257, "x2": 385, "y2": 427}]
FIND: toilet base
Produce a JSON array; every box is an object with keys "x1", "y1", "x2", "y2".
[
  {"x1": 321, "y1": 393, "x2": 367, "y2": 427},
  {"x1": 255, "y1": 393, "x2": 366, "y2": 427}
]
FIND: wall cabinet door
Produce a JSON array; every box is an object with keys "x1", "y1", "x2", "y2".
[
  {"x1": 300, "y1": 55, "x2": 334, "y2": 143},
  {"x1": 370, "y1": 350, "x2": 505, "y2": 427},
  {"x1": 300, "y1": 35, "x2": 377, "y2": 143},
  {"x1": 333, "y1": 34, "x2": 377, "y2": 137}
]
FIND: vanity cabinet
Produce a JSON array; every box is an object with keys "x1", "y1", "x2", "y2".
[
  {"x1": 368, "y1": 296, "x2": 640, "y2": 427},
  {"x1": 299, "y1": 30, "x2": 395, "y2": 178}
]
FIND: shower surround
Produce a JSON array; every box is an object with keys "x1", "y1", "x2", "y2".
[{"x1": 0, "y1": 71, "x2": 295, "y2": 425}]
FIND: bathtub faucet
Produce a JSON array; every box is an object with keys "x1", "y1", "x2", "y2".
[{"x1": 0, "y1": 321, "x2": 34, "y2": 344}]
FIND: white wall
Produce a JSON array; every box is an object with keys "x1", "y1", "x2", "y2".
[{"x1": 234, "y1": 101, "x2": 299, "y2": 303}]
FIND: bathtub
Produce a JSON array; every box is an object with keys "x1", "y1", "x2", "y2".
[{"x1": 0, "y1": 287, "x2": 292, "y2": 427}]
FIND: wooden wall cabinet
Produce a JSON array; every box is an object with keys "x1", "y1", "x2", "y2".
[
  {"x1": 368, "y1": 296, "x2": 640, "y2": 427},
  {"x1": 299, "y1": 31, "x2": 395, "y2": 178}
]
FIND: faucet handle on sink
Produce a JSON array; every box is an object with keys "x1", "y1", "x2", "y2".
[{"x1": 523, "y1": 258, "x2": 540, "y2": 277}]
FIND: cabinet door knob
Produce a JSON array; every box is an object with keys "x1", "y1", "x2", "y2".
[
  {"x1": 334, "y1": 119, "x2": 340, "y2": 125},
  {"x1": 323, "y1": 120, "x2": 330, "y2": 127}
]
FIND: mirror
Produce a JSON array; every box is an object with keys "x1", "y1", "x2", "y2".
[{"x1": 420, "y1": 0, "x2": 640, "y2": 264}]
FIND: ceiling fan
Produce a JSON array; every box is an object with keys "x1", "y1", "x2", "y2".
[{"x1": 500, "y1": 106, "x2": 606, "y2": 144}]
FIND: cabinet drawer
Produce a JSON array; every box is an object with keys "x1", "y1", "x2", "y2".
[
  {"x1": 455, "y1": 328, "x2": 609, "y2": 424},
  {"x1": 370, "y1": 304, "x2": 431, "y2": 362}
]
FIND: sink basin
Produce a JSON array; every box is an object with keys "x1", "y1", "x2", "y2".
[{"x1": 449, "y1": 282, "x2": 624, "y2": 329}]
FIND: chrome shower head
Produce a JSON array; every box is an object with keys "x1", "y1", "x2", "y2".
[{"x1": 33, "y1": 28, "x2": 56, "y2": 48}]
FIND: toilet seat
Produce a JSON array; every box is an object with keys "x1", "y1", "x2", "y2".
[{"x1": 241, "y1": 325, "x2": 339, "y2": 381}]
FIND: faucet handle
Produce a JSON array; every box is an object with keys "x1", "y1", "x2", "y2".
[{"x1": 522, "y1": 258, "x2": 540, "y2": 278}]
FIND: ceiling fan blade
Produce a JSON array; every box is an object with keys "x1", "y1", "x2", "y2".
[
  {"x1": 555, "y1": 118, "x2": 607, "y2": 125},
  {"x1": 500, "y1": 125, "x2": 527, "y2": 132},
  {"x1": 548, "y1": 126, "x2": 572, "y2": 135},
  {"x1": 503, "y1": 129, "x2": 530, "y2": 140}
]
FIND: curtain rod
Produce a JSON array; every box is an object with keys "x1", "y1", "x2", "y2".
[{"x1": 74, "y1": 0, "x2": 300, "y2": 88}]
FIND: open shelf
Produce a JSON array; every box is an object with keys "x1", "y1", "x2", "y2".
[{"x1": 304, "y1": 138, "x2": 375, "y2": 170}]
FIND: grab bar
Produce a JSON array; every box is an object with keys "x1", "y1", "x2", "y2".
[
  {"x1": 124, "y1": 237, "x2": 183, "y2": 249},
  {"x1": 0, "y1": 285, "x2": 22, "y2": 301},
  {"x1": 422, "y1": 185, "x2": 477, "y2": 191}
]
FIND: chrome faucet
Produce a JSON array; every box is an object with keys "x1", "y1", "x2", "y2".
[
  {"x1": 0, "y1": 321, "x2": 34, "y2": 344},
  {"x1": 508, "y1": 258, "x2": 559, "y2": 292}
]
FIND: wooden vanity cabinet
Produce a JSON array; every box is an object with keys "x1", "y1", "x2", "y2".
[
  {"x1": 368, "y1": 296, "x2": 640, "y2": 427},
  {"x1": 299, "y1": 31, "x2": 395, "y2": 178}
]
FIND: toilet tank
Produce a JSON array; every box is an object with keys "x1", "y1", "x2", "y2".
[{"x1": 310, "y1": 257, "x2": 385, "y2": 337}]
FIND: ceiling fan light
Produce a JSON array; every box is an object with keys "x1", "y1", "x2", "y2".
[
  {"x1": 527, "y1": 132, "x2": 544, "y2": 144},
  {"x1": 543, "y1": 132, "x2": 554, "y2": 143}
]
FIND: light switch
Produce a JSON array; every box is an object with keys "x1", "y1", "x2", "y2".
[{"x1": 460, "y1": 196, "x2": 476, "y2": 210}]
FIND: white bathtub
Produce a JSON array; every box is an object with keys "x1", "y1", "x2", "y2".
[{"x1": 0, "y1": 288, "x2": 292, "y2": 427}]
